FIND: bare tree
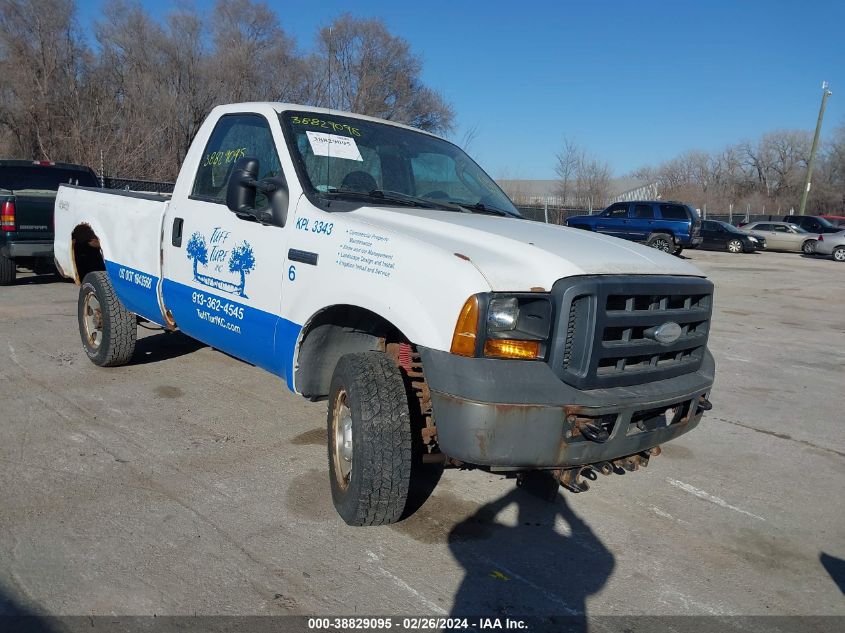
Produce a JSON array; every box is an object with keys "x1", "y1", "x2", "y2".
[
  {"x1": 554, "y1": 138, "x2": 584, "y2": 206},
  {"x1": 0, "y1": 0, "x2": 456, "y2": 181},
  {"x1": 315, "y1": 14, "x2": 453, "y2": 133}
]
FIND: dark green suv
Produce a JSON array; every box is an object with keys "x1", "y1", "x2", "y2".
[{"x1": 0, "y1": 160, "x2": 98, "y2": 285}]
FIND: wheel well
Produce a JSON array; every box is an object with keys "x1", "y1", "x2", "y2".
[
  {"x1": 71, "y1": 224, "x2": 105, "y2": 283},
  {"x1": 295, "y1": 305, "x2": 408, "y2": 399}
]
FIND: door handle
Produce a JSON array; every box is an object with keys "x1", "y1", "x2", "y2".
[{"x1": 172, "y1": 217, "x2": 184, "y2": 247}]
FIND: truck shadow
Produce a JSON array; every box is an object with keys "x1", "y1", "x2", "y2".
[
  {"x1": 130, "y1": 331, "x2": 206, "y2": 365},
  {"x1": 0, "y1": 583, "x2": 56, "y2": 632},
  {"x1": 447, "y1": 473, "x2": 614, "y2": 630}
]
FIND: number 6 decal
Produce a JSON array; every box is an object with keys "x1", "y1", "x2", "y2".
[{"x1": 288, "y1": 265, "x2": 296, "y2": 281}]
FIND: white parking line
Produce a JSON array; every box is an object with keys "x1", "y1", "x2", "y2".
[
  {"x1": 666, "y1": 478, "x2": 766, "y2": 522},
  {"x1": 366, "y1": 550, "x2": 448, "y2": 615}
]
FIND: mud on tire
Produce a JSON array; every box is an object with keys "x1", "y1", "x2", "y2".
[
  {"x1": 327, "y1": 351, "x2": 413, "y2": 526},
  {"x1": 78, "y1": 271, "x2": 137, "y2": 367}
]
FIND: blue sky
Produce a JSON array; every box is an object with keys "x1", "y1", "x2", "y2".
[{"x1": 76, "y1": 0, "x2": 845, "y2": 179}]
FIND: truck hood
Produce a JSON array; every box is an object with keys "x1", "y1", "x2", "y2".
[{"x1": 350, "y1": 207, "x2": 705, "y2": 291}]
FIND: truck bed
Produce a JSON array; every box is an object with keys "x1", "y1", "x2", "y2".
[{"x1": 54, "y1": 185, "x2": 170, "y2": 325}]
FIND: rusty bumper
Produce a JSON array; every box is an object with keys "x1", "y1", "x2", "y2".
[{"x1": 420, "y1": 347, "x2": 715, "y2": 469}]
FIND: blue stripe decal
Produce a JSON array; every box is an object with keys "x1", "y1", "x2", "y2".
[
  {"x1": 105, "y1": 261, "x2": 163, "y2": 325},
  {"x1": 161, "y1": 278, "x2": 302, "y2": 388}
]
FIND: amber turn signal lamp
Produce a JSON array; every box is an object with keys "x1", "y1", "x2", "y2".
[
  {"x1": 483, "y1": 339, "x2": 541, "y2": 360},
  {"x1": 450, "y1": 295, "x2": 480, "y2": 357}
]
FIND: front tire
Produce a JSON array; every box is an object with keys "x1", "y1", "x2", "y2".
[
  {"x1": 327, "y1": 352, "x2": 412, "y2": 526},
  {"x1": 646, "y1": 233, "x2": 673, "y2": 253},
  {"x1": 0, "y1": 253, "x2": 15, "y2": 285},
  {"x1": 727, "y1": 239, "x2": 743, "y2": 254},
  {"x1": 833, "y1": 247, "x2": 845, "y2": 262},
  {"x1": 78, "y1": 271, "x2": 137, "y2": 367},
  {"x1": 802, "y1": 240, "x2": 816, "y2": 255}
]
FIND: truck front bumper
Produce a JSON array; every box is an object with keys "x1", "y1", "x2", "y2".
[{"x1": 419, "y1": 347, "x2": 715, "y2": 469}]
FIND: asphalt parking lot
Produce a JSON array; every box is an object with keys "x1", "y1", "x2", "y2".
[{"x1": 1, "y1": 249, "x2": 843, "y2": 624}]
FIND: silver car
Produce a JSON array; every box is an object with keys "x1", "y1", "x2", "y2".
[
  {"x1": 741, "y1": 221, "x2": 817, "y2": 254},
  {"x1": 814, "y1": 230, "x2": 845, "y2": 262}
]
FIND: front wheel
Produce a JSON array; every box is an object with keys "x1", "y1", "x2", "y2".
[
  {"x1": 78, "y1": 271, "x2": 137, "y2": 366},
  {"x1": 833, "y1": 247, "x2": 845, "y2": 262},
  {"x1": 802, "y1": 240, "x2": 816, "y2": 255},
  {"x1": 646, "y1": 233, "x2": 673, "y2": 253},
  {"x1": 327, "y1": 352, "x2": 412, "y2": 526},
  {"x1": 726, "y1": 239, "x2": 743, "y2": 254}
]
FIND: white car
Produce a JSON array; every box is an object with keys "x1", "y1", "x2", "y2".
[
  {"x1": 53, "y1": 102, "x2": 716, "y2": 524},
  {"x1": 740, "y1": 221, "x2": 817, "y2": 254},
  {"x1": 814, "y1": 230, "x2": 845, "y2": 261}
]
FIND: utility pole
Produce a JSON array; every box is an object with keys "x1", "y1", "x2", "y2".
[{"x1": 798, "y1": 82, "x2": 833, "y2": 215}]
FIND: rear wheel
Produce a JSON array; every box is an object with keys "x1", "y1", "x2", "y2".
[
  {"x1": 833, "y1": 247, "x2": 845, "y2": 262},
  {"x1": 726, "y1": 239, "x2": 743, "y2": 254},
  {"x1": 802, "y1": 240, "x2": 816, "y2": 255},
  {"x1": 0, "y1": 253, "x2": 14, "y2": 285},
  {"x1": 646, "y1": 233, "x2": 673, "y2": 253},
  {"x1": 327, "y1": 351, "x2": 412, "y2": 526},
  {"x1": 78, "y1": 271, "x2": 137, "y2": 366}
]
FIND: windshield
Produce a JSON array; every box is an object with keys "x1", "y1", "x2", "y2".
[
  {"x1": 280, "y1": 111, "x2": 520, "y2": 217},
  {"x1": 0, "y1": 166, "x2": 98, "y2": 191},
  {"x1": 720, "y1": 222, "x2": 743, "y2": 234}
]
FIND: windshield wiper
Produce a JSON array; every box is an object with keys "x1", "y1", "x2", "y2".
[
  {"x1": 325, "y1": 188, "x2": 466, "y2": 213},
  {"x1": 457, "y1": 202, "x2": 517, "y2": 217}
]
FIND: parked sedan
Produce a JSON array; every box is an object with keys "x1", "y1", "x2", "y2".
[
  {"x1": 740, "y1": 221, "x2": 817, "y2": 254},
  {"x1": 814, "y1": 231, "x2": 845, "y2": 262},
  {"x1": 698, "y1": 220, "x2": 764, "y2": 253}
]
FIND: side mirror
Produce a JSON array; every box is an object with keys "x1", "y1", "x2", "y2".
[
  {"x1": 226, "y1": 157, "x2": 289, "y2": 227},
  {"x1": 226, "y1": 157, "x2": 259, "y2": 216}
]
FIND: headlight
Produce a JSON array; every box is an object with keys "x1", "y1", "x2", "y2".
[
  {"x1": 451, "y1": 293, "x2": 554, "y2": 360},
  {"x1": 748, "y1": 236, "x2": 758, "y2": 242},
  {"x1": 487, "y1": 297, "x2": 519, "y2": 332}
]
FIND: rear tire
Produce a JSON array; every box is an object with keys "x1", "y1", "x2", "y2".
[
  {"x1": 802, "y1": 240, "x2": 816, "y2": 255},
  {"x1": 833, "y1": 247, "x2": 845, "y2": 262},
  {"x1": 726, "y1": 239, "x2": 743, "y2": 254},
  {"x1": 0, "y1": 253, "x2": 15, "y2": 285},
  {"x1": 646, "y1": 233, "x2": 673, "y2": 253},
  {"x1": 78, "y1": 271, "x2": 137, "y2": 367},
  {"x1": 327, "y1": 351, "x2": 412, "y2": 526}
]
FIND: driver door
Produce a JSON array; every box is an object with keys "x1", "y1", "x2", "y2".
[
  {"x1": 161, "y1": 113, "x2": 290, "y2": 376},
  {"x1": 596, "y1": 203, "x2": 631, "y2": 238}
]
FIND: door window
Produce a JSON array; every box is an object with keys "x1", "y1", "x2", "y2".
[
  {"x1": 603, "y1": 203, "x2": 629, "y2": 218},
  {"x1": 634, "y1": 204, "x2": 654, "y2": 219},
  {"x1": 772, "y1": 225, "x2": 789, "y2": 233},
  {"x1": 753, "y1": 224, "x2": 773, "y2": 231},
  {"x1": 659, "y1": 204, "x2": 688, "y2": 220},
  {"x1": 192, "y1": 114, "x2": 282, "y2": 209}
]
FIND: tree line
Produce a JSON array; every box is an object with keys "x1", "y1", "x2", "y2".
[
  {"x1": 550, "y1": 126, "x2": 845, "y2": 214},
  {"x1": 0, "y1": 0, "x2": 453, "y2": 181},
  {"x1": 631, "y1": 127, "x2": 845, "y2": 214}
]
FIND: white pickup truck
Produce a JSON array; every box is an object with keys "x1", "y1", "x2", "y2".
[{"x1": 54, "y1": 103, "x2": 715, "y2": 525}]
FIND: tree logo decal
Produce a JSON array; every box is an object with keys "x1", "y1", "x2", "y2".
[{"x1": 185, "y1": 228, "x2": 256, "y2": 298}]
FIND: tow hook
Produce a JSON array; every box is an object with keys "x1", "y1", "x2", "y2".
[
  {"x1": 698, "y1": 396, "x2": 713, "y2": 411},
  {"x1": 568, "y1": 414, "x2": 610, "y2": 443},
  {"x1": 578, "y1": 420, "x2": 609, "y2": 443}
]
